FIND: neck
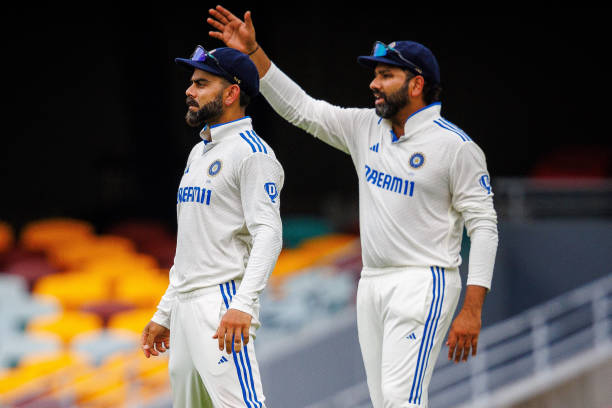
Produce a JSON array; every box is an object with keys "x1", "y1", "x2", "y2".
[
  {"x1": 390, "y1": 101, "x2": 426, "y2": 136},
  {"x1": 208, "y1": 106, "x2": 246, "y2": 129}
]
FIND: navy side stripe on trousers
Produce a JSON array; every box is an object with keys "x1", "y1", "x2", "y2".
[
  {"x1": 220, "y1": 281, "x2": 263, "y2": 408},
  {"x1": 408, "y1": 268, "x2": 438, "y2": 403},
  {"x1": 416, "y1": 267, "x2": 445, "y2": 404}
]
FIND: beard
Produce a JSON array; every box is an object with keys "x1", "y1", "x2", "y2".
[
  {"x1": 185, "y1": 92, "x2": 224, "y2": 128},
  {"x1": 374, "y1": 80, "x2": 410, "y2": 118}
]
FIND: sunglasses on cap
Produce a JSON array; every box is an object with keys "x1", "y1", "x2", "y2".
[
  {"x1": 190, "y1": 45, "x2": 242, "y2": 85},
  {"x1": 371, "y1": 41, "x2": 424, "y2": 76}
]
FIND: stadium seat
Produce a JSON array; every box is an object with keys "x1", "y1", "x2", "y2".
[
  {"x1": 282, "y1": 216, "x2": 333, "y2": 248},
  {"x1": 70, "y1": 329, "x2": 139, "y2": 366},
  {"x1": 32, "y1": 272, "x2": 111, "y2": 310},
  {"x1": 27, "y1": 311, "x2": 103, "y2": 344},
  {"x1": 107, "y1": 308, "x2": 158, "y2": 334},
  {"x1": 113, "y1": 272, "x2": 169, "y2": 308},
  {"x1": 0, "y1": 351, "x2": 89, "y2": 406},
  {"x1": 0, "y1": 221, "x2": 13, "y2": 255},
  {"x1": 80, "y1": 301, "x2": 136, "y2": 326},
  {"x1": 0, "y1": 332, "x2": 63, "y2": 369},
  {"x1": 20, "y1": 218, "x2": 95, "y2": 254},
  {"x1": 46, "y1": 234, "x2": 136, "y2": 270},
  {"x1": 1, "y1": 293, "x2": 60, "y2": 334},
  {"x1": 5, "y1": 257, "x2": 60, "y2": 291}
]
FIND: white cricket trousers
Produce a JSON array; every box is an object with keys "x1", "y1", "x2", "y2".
[
  {"x1": 168, "y1": 280, "x2": 266, "y2": 408},
  {"x1": 356, "y1": 266, "x2": 461, "y2": 408}
]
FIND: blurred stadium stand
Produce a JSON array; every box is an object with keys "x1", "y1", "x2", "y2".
[{"x1": 1, "y1": 174, "x2": 611, "y2": 407}]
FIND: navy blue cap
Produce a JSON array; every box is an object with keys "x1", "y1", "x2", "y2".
[
  {"x1": 176, "y1": 47, "x2": 259, "y2": 98},
  {"x1": 358, "y1": 41, "x2": 440, "y2": 84}
]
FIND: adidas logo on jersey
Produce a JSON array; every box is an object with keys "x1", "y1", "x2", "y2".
[
  {"x1": 406, "y1": 333, "x2": 417, "y2": 340},
  {"x1": 218, "y1": 356, "x2": 228, "y2": 365},
  {"x1": 369, "y1": 143, "x2": 380, "y2": 152}
]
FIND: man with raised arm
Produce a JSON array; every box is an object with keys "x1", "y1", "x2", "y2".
[{"x1": 208, "y1": 6, "x2": 498, "y2": 407}]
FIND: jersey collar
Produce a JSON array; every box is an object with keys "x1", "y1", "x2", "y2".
[
  {"x1": 199, "y1": 116, "x2": 253, "y2": 143},
  {"x1": 385, "y1": 102, "x2": 442, "y2": 143}
]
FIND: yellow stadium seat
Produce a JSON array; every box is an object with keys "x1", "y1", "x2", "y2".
[
  {"x1": 0, "y1": 351, "x2": 90, "y2": 405},
  {"x1": 107, "y1": 308, "x2": 158, "y2": 334},
  {"x1": 83, "y1": 254, "x2": 160, "y2": 280},
  {"x1": 113, "y1": 272, "x2": 169, "y2": 308},
  {"x1": 27, "y1": 311, "x2": 103, "y2": 343},
  {"x1": 20, "y1": 218, "x2": 94, "y2": 253},
  {"x1": 33, "y1": 272, "x2": 111, "y2": 309}
]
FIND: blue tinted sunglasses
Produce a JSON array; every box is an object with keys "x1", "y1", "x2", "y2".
[
  {"x1": 372, "y1": 41, "x2": 423, "y2": 76},
  {"x1": 190, "y1": 45, "x2": 241, "y2": 85}
]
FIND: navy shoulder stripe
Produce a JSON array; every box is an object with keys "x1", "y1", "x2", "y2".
[
  {"x1": 239, "y1": 132, "x2": 257, "y2": 152},
  {"x1": 433, "y1": 118, "x2": 472, "y2": 142}
]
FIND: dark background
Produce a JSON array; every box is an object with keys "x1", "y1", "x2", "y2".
[{"x1": 2, "y1": 6, "x2": 609, "y2": 233}]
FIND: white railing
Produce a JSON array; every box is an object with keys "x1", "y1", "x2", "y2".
[{"x1": 308, "y1": 274, "x2": 612, "y2": 408}]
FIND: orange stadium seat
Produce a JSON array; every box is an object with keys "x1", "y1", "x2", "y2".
[
  {"x1": 20, "y1": 218, "x2": 95, "y2": 254},
  {"x1": 46, "y1": 234, "x2": 136, "y2": 270},
  {"x1": 0, "y1": 221, "x2": 14, "y2": 254}
]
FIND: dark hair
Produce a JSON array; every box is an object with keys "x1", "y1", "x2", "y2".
[
  {"x1": 404, "y1": 69, "x2": 442, "y2": 105},
  {"x1": 219, "y1": 78, "x2": 250, "y2": 108},
  {"x1": 239, "y1": 90, "x2": 251, "y2": 107},
  {"x1": 423, "y1": 81, "x2": 442, "y2": 105}
]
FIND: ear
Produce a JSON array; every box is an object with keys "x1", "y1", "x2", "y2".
[
  {"x1": 224, "y1": 84, "x2": 241, "y2": 106},
  {"x1": 410, "y1": 76, "x2": 425, "y2": 98}
]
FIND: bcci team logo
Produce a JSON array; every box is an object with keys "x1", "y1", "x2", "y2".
[
  {"x1": 479, "y1": 174, "x2": 492, "y2": 195},
  {"x1": 208, "y1": 160, "x2": 222, "y2": 176},
  {"x1": 409, "y1": 152, "x2": 425, "y2": 169},
  {"x1": 264, "y1": 182, "x2": 278, "y2": 203}
]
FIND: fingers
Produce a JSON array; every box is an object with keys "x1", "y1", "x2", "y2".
[
  {"x1": 207, "y1": 17, "x2": 226, "y2": 32},
  {"x1": 471, "y1": 336, "x2": 478, "y2": 356},
  {"x1": 232, "y1": 329, "x2": 243, "y2": 353},
  {"x1": 209, "y1": 8, "x2": 230, "y2": 25},
  {"x1": 446, "y1": 331, "x2": 457, "y2": 361},
  {"x1": 244, "y1": 10, "x2": 254, "y2": 31},
  {"x1": 142, "y1": 332, "x2": 159, "y2": 358},
  {"x1": 215, "y1": 5, "x2": 239, "y2": 22}
]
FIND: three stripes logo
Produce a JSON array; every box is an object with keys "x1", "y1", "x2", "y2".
[
  {"x1": 369, "y1": 143, "x2": 380, "y2": 153},
  {"x1": 406, "y1": 333, "x2": 417, "y2": 340},
  {"x1": 218, "y1": 356, "x2": 228, "y2": 365}
]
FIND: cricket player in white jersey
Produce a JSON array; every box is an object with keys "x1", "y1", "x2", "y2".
[
  {"x1": 208, "y1": 6, "x2": 499, "y2": 408},
  {"x1": 140, "y1": 45, "x2": 283, "y2": 408}
]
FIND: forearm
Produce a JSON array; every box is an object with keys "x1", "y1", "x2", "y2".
[
  {"x1": 465, "y1": 224, "x2": 498, "y2": 289},
  {"x1": 461, "y1": 285, "x2": 487, "y2": 314},
  {"x1": 231, "y1": 225, "x2": 282, "y2": 316},
  {"x1": 248, "y1": 44, "x2": 272, "y2": 78},
  {"x1": 151, "y1": 271, "x2": 177, "y2": 329}
]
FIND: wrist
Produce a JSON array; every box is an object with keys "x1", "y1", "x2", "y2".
[{"x1": 247, "y1": 43, "x2": 260, "y2": 56}]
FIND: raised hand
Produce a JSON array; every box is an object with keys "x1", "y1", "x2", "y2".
[{"x1": 207, "y1": 5, "x2": 258, "y2": 55}]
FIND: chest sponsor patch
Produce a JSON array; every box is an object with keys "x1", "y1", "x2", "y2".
[
  {"x1": 264, "y1": 182, "x2": 278, "y2": 203},
  {"x1": 364, "y1": 164, "x2": 415, "y2": 197}
]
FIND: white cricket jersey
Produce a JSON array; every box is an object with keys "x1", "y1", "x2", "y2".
[
  {"x1": 152, "y1": 117, "x2": 284, "y2": 328},
  {"x1": 260, "y1": 63, "x2": 497, "y2": 287}
]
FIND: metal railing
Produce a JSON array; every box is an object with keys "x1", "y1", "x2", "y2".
[
  {"x1": 308, "y1": 274, "x2": 612, "y2": 408},
  {"x1": 492, "y1": 177, "x2": 612, "y2": 219}
]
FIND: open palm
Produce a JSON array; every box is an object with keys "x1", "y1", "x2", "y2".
[{"x1": 207, "y1": 6, "x2": 257, "y2": 54}]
